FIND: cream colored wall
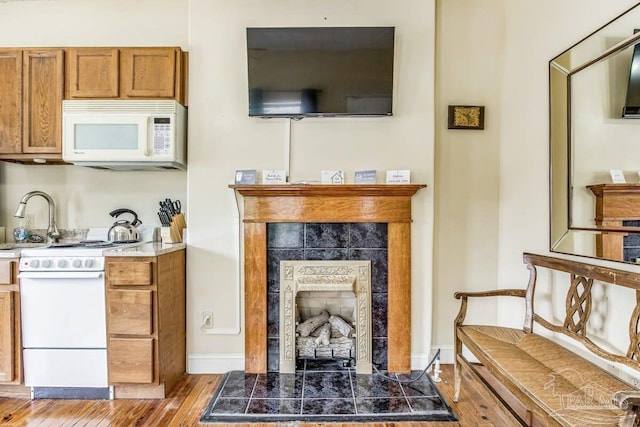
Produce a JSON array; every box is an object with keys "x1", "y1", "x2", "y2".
[
  {"x1": 496, "y1": 0, "x2": 640, "y2": 332},
  {"x1": 0, "y1": 0, "x2": 188, "y2": 233},
  {"x1": 433, "y1": 0, "x2": 504, "y2": 350},
  {"x1": 187, "y1": 0, "x2": 435, "y2": 371}
]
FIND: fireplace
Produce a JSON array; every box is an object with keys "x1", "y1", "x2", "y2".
[
  {"x1": 280, "y1": 260, "x2": 372, "y2": 374},
  {"x1": 231, "y1": 184, "x2": 426, "y2": 374}
]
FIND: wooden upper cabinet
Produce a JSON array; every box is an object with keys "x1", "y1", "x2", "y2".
[
  {"x1": 66, "y1": 48, "x2": 119, "y2": 98},
  {"x1": 64, "y1": 47, "x2": 185, "y2": 105},
  {"x1": 22, "y1": 49, "x2": 64, "y2": 154},
  {"x1": 0, "y1": 50, "x2": 22, "y2": 155},
  {"x1": 120, "y1": 47, "x2": 182, "y2": 101}
]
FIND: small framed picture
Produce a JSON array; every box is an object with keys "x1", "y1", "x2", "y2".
[{"x1": 448, "y1": 105, "x2": 485, "y2": 130}]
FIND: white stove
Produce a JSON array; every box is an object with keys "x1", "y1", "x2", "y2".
[{"x1": 17, "y1": 226, "x2": 157, "y2": 399}]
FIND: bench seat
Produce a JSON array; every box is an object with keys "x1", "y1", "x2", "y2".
[{"x1": 459, "y1": 325, "x2": 633, "y2": 426}]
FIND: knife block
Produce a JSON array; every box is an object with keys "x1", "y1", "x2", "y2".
[{"x1": 161, "y1": 213, "x2": 186, "y2": 243}]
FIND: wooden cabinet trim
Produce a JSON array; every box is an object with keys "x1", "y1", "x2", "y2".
[
  {"x1": 120, "y1": 47, "x2": 178, "y2": 99},
  {"x1": 0, "y1": 50, "x2": 22, "y2": 155},
  {"x1": 0, "y1": 291, "x2": 14, "y2": 383}
]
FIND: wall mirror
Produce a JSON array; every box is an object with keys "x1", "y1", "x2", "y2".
[{"x1": 550, "y1": 2, "x2": 640, "y2": 264}]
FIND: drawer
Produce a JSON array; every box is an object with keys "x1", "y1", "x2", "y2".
[
  {"x1": 107, "y1": 289, "x2": 153, "y2": 335},
  {"x1": 109, "y1": 337, "x2": 154, "y2": 384},
  {"x1": 107, "y1": 261, "x2": 153, "y2": 286}
]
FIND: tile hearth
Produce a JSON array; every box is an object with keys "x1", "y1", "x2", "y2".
[{"x1": 200, "y1": 361, "x2": 457, "y2": 423}]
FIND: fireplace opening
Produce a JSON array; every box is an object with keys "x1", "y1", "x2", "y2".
[
  {"x1": 279, "y1": 260, "x2": 372, "y2": 374},
  {"x1": 295, "y1": 292, "x2": 356, "y2": 367}
]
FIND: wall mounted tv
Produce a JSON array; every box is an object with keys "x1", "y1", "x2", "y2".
[
  {"x1": 246, "y1": 26, "x2": 395, "y2": 118},
  {"x1": 623, "y1": 30, "x2": 640, "y2": 118}
]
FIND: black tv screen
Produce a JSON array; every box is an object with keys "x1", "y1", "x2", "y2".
[
  {"x1": 247, "y1": 27, "x2": 395, "y2": 118},
  {"x1": 623, "y1": 30, "x2": 640, "y2": 117}
]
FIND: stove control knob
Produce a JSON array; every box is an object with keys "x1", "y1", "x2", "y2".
[
  {"x1": 73, "y1": 259, "x2": 82, "y2": 268},
  {"x1": 84, "y1": 259, "x2": 94, "y2": 268},
  {"x1": 42, "y1": 259, "x2": 51, "y2": 268},
  {"x1": 30, "y1": 259, "x2": 40, "y2": 268},
  {"x1": 58, "y1": 259, "x2": 68, "y2": 268}
]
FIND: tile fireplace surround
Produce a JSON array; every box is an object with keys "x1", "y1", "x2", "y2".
[{"x1": 231, "y1": 184, "x2": 426, "y2": 374}]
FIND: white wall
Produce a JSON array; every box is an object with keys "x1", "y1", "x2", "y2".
[{"x1": 187, "y1": 0, "x2": 436, "y2": 371}]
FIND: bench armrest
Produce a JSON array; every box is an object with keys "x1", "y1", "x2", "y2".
[
  {"x1": 454, "y1": 289, "x2": 526, "y2": 327},
  {"x1": 612, "y1": 391, "x2": 640, "y2": 410},
  {"x1": 454, "y1": 289, "x2": 526, "y2": 300}
]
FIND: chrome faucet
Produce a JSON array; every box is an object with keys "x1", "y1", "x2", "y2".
[{"x1": 14, "y1": 191, "x2": 60, "y2": 244}]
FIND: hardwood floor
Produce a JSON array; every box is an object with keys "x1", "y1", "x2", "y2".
[{"x1": 0, "y1": 364, "x2": 521, "y2": 426}]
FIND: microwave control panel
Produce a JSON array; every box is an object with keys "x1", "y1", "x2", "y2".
[{"x1": 153, "y1": 117, "x2": 172, "y2": 155}]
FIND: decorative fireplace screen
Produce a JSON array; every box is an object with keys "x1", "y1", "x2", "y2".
[{"x1": 279, "y1": 260, "x2": 372, "y2": 374}]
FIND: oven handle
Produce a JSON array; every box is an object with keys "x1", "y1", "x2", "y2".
[{"x1": 18, "y1": 271, "x2": 104, "y2": 280}]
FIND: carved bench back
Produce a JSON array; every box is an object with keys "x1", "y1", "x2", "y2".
[{"x1": 523, "y1": 253, "x2": 640, "y2": 373}]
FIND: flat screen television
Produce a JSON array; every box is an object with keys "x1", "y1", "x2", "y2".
[
  {"x1": 623, "y1": 30, "x2": 640, "y2": 117},
  {"x1": 246, "y1": 26, "x2": 395, "y2": 118}
]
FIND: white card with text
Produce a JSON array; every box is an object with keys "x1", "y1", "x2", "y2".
[
  {"x1": 321, "y1": 170, "x2": 345, "y2": 184},
  {"x1": 386, "y1": 170, "x2": 411, "y2": 184},
  {"x1": 262, "y1": 170, "x2": 287, "y2": 184},
  {"x1": 610, "y1": 169, "x2": 626, "y2": 184}
]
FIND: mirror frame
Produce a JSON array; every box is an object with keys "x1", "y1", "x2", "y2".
[{"x1": 550, "y1": 2, "x2": 640, "y2": 263}]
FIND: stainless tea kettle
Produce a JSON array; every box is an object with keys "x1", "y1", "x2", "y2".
[{"x1": 108, "y1": 208, "x2": 142, "y2": 243}]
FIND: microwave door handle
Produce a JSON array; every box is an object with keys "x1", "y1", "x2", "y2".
[{"x1": 145, "y1": 116, "x2": 152, "y2": 157}]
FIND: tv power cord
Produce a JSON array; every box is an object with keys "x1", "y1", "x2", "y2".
[{"x1": 372, "y1": 348, "x2": 441, "y2": 384}]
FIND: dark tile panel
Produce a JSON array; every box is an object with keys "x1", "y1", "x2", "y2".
[
  {"x1": 624, "y1": 233, "x2": 640, "y2": 247},
  {"x1": 303, "y1": 371, "x2": 354, "y2": 399},
  {"x1": 624, "y1": 247, "x2": 640, "y2": 263},
  {"x1": 267, "y1": 249, "x2": 304, "y2": 293},
  {"x1": 302, "y1": 398, "x2": 356, "y2": 415},
  {"x1": 350, "y1": 223, "x2": 388, "y2": 248},
  {"x1": 304, "y1": 248, "x2": 349, "y2": 260},
  {"x1": 267, "y1": 338, "x2": 279, "y2": 373},
  {"x1": 247, "y1": 398, "x2": 301, "y2": 415},
  {"x1": 209, "y1": 398, "x2": 249, "y2": 414},
  {"x1": 371, "y1": 292, "x2": 388, "y2": 338},
  {"x1": 305, "y1": 223, "x2": 349, "y2": 248},
  {"x1": 349, "y1": 249, "x2": 388, "y2": 293},
  {"x1": 268, "y1": 223, "x2": 304, "y2": 248},
  {"x1": 372, "y1": 338, "x2": 388, "y2": 370},
  {"x1": 352, "y1": 374, "x2": 404, "y2": 398},
  {"x1": 219, "y1": 371, "x2": 257, "y2": 398},
  {"x1": 267, "y1": 293, "x2": 279, "y2": 338},
  {"x1": 356, "y1": 397, "x2": 411, "y2": 414},
  {"x1": 253, "y1": 373, "x2": 303, "y2": 399}
]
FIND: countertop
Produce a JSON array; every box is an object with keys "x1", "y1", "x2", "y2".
[
  {"x1": 0, "y1": 241, "x2": 186, "y2": 258},
  {"x1": 104, "y1": 241, "x2": 186, "y2": 257}
]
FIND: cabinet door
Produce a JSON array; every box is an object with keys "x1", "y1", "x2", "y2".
[
  {"x1": 0, "y1": 50, "x2": 22, "y2": 154},
  {"x1": 109, "y1": 337, "x2": 154, "y2": 384},
  {"x1": 67, "y1": 48, "x2": 119, "y2": 98},
  {"x1": 22, "y1": 49, "x2": 64, "y2": 154},
  {"x1": 0, "y1": 291, "x2": 14, "y2": 383},
  {"x1": 120, "y1": 47, "x2": 178, "y2": 99},
  {"x1": 107, "y1": 289, "x2": 153, "y2": 335}
]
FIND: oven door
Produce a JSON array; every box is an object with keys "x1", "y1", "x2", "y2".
[{"x1": 19, "y1": 271, "x2": 108, "y2": 387}]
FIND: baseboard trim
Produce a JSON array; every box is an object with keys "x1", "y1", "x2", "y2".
[
  {"x1": 187, "y1": 353, "x2": 244, "y2": 374},
  {"x1": 188, "y1": 347, "x2": 456, "y2": 374}
]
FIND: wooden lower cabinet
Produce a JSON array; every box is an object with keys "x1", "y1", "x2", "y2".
[
  {"x1": 105, "y1": 250, "x2": 185, "y2": 399},
  {"x1": 0, "y1": 259, "x2": 29, "y2": 398}
]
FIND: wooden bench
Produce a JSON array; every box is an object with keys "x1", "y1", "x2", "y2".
[{"x1": 454, "y1": 253, "x2": 640, "y2": 426}]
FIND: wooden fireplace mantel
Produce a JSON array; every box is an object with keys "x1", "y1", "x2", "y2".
[
  {"x1": 230, "y1": 184, "x2": 427, "y2": 373},
  {"x1": 588, "y1": 183, "x2": 640, "y2": 260}
]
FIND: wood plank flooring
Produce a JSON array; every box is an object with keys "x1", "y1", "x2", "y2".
[{"x1": 0, "y1": 364, "x2": 521, "y2": 426}]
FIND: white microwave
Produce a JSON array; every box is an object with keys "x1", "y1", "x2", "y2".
[{"x1": 62, "y1": 100, "x2": 187, "y2": 170}]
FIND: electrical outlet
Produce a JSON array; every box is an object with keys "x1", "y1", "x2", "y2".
[{"x1": 202, "y1": 311, "x2": 214, "y2": 329}]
